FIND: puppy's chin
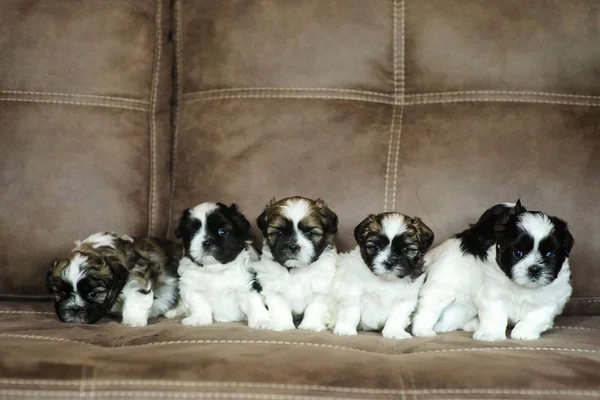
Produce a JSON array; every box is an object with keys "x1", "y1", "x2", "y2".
[
  {"x1": 368, "y1": 261, "x2": 417, "y2": 280},
  {"x1": 510, "y1": 263, "x2": 555, "y2": 288},
  {"x1": 282, "y1": 258, "x2": 310, "y2": 269}
]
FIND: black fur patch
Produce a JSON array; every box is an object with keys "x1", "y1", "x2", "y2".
[{"x1": 456, "y1": 201, "x2": 526, "y2": 261}]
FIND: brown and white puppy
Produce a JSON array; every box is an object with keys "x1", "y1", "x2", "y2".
[
  {"x1": 331, "y1": 213, "x2": 434, "y2": 339},
  {"x1": 254, "y1": 196, "x2": 338, "y2": 331},
  {"x1": 47, "y1": 232, "x2": 182, "y2": 326}
]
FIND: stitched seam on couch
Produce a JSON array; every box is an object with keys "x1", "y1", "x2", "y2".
[
  {"x1": 0, "y1": 97, "x2": 147, "y2": 112},
  {"x1": 180, "y1": 89, "x2": 600, "y2": 107},
  {"x1": 0, "y1": 385, "x2": 598, "y2": 397},
  {"x1": 147, "y1": 0, "x2": 162, "y2": 236},
  {"x1": 384, "y1": 0, "x2": 400, "y2": 212},
  {"x1": 0, "y1": 90, "x2": 147, "y2": 103},
  {"x1": 2, "y1": 334, "x2": 598, "y2": 355},
  {"x1": 167, "y1": 0, "x2": 183, "y2": 238}
]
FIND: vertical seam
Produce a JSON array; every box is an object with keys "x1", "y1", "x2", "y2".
[
  {"x1": 391, "y1": 0, "x2": 406, "y2": 210},
  {"x1": 384, "y1": 0, "x2": 399, "y2": 212},
  {"x1": 148, "y1": 0, "x2": 162, "y2": 236},
  {"x1": 167, "y1": 0, "x2": 183, "y2": 238}
]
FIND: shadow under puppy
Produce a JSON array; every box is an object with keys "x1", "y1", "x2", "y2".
[
  {"x1": 254, "y1": 196, "x2": 339, "y2": 332},
  {"x1": 167, "y1": 202, "x2": 271, "y2": 329},
  {"x1": 330, "y1": 212, "x2": 434, "y2": 339},
  {"x1": 47, "y1": 232, "x2": 182, "y2": 326},
  {"x1": 412, "y1": 201, "x2": 574, "y2": 341}
]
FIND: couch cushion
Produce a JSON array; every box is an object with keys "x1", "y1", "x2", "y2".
[
  {"x1": 0, "y1": 0, "x2": 173, "y2": 296},
  {"x1": 171, "y1": 0, "x2": 600, "y2": 315},
  {"x1": 0, "y1": 301, "x2": 598, "y2": 399}
]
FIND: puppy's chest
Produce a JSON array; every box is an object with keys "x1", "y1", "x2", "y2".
[
  {"x1": 359, "y1": 284, "x2": 409, "y2": 327},
  {"x1": 184, "y1": 267, "x2": 252, "y2": 299}
]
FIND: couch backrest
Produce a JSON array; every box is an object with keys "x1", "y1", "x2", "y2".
[{"x1": 1, "y1": 0, "x2": 599, "y2": 315}]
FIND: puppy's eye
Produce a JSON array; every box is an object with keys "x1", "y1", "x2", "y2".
[
  {"x1": 87, "y1": 291, "x2": 99, "y2": 299},
  {"x1": 513, "y1": 250, "x2": 523, "y2": 258},
  {"x1": 545, "y1": 251, "x2": 555, "y2": 258},
  {"x1": 366, "y1": 244, "x2": 379, "y2": 252},
  {"x1": 218, "y1": 228, "x2": 228, "y2": 237},
  {"x1": 304, "y1": 232, "x2": 314, "y2": 239},
  {"x1": 271, "y1": 230, "x2": 283, "y2": 237}
]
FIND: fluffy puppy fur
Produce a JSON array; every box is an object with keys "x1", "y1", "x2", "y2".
[
  {"x1": 412, "y1": 201, "x2": 574, "y2": 341},
  {"x1": 331, "y1": 213, "x2": 434, "y2": 339},
  {"x1": 166, "y1": 202, "x2": 270, "y2": 329},
  {"x1": 254, "y1": 196, "x2": 338, "y2": 331},
  {"x1": 47, "y1": 232, "x2": 182, "y2": 326}
]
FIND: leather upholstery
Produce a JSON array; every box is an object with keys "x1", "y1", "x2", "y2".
[{"x1": 0, "y1": 1, "x2": 599, "y2": 396}]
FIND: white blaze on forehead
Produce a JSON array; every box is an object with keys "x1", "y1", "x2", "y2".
[
  {"x1": 518, "y1": 213, "x2": 554, "y2": 245},
  {"x1": 62, "y1": 253, "x2": 87, "y2": 288},
  {"x1": 74, "y1": 232, "x2": 117, "y2": 250},
  {"x1": 281, "y1": 198, "x2": 311, "y2": 225},
  {"x1": 189, "y1": 202, "x2": 219, "y2": 221},
  {"x1": 381, "y1": 214, "x2": 408, "y2": 241}
]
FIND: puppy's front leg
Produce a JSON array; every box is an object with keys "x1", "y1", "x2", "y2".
[
  {"x1": 382, "y1": 299, "x2": 415, "y2": 340},
  {"x1": 333, "y1": 301, "x2": 361, "y2": 336},
  {"x1": 264, "y1": 292, "x2": 295, "y2": 331},
  {"x1": 181, "y1": 292, "x2": 213, "y2": 326},
  {"x1": 510, "y1": 306, "x2": 556, "y2": 340},
  {"x1": 122, "y1": 281, "x2": 154, "y2": 327},
  {"x1": 298, "y1": 294, "x2": 329, "y2": 332},
  {"x1": 412, "y1": 290, "x2": 454, "y2": 337},
  {"x1": 164, "y1": 299, "x2": 189, "y2": 319},
  {"x1": 473, "y1": 299, "x2": 508, "y2": 341},
  {"x1": 241, "y1": 291, "x2": 271, "y2": 330}
]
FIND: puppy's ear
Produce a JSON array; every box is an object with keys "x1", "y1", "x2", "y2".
[
  {"x1": 175, "y1": 208, "x2": 191, "y2": 239},
  {"x1": 227, "y1": 203, "x2": 252, "y2": 240},
  {"x1": 104, "y1": 256, "x2": 129, "y2": 294},
  {"x1": 46, "y1": 259, "x2": 61, "y2": 293},
  {"x1": 514, "y1": 199, "x2": 526, "y2": 213},
  {"x1": 354, "y1": 215, "x2": 377, "y2": 246},
  {"x1": 315, "y1": 198, "x2": 339, "y2": 234},
  {"x1": 257, "y1": 199, "x2": 276, "y2": 234},
  {"x1": 412, "y1": 217, "x2": 435, "y2": 253},
  {"x1": 552, "y1": 217, "x2": 575, "y2": 256}
]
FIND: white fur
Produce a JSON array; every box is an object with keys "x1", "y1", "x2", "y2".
[
  {"x1": 279, "y1": 199, "x2": 316, "y2": 267},
  {"x1": 255, "y1": 244, "x2": 337, "y2": 331},
  {"x1": 331, "y1": 247, "x2": 424, "y2": 340},
  {"x1": 187, "y1": 202, "x2": 220, "y2": 265},
  {"x1": 370, "y1": 215, "x2": 409, "y2": 276},
  {"x1": 412, "y1": 238, "x2": 572, "y2": 341},
  {"x1": 512, "y1": 213, "x2": 556, "y2": 287},
  {"x1": 174, "y1": 250, "x2": 271, "y2": 329},
  {"x1": 119, "y1": 280, "x2": 154, "y2": 327},
  {"x1": 61, "y1": 253, "x2": 87, "y2": 307}
]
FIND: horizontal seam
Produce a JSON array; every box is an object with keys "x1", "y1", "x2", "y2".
[
  {"x1": 183, "y1": 87, "x2": 393, "y2": 98},
  {"x1": 0, "y1": 334, "x2": 92, "y2": 346},
  {"x1": 0, "y1": 391, "x2": 355, "y2": 400},
  {"x1": 569, "y1": 298, "x2": 600, "y2": 302},
  {"x1": 554, "y1": 326, "x2": 600, "y2": 331},
  {"x1": 0, "y1": 386, "x2": 598, "y2": 397},
  {"x1": 181, "y1": 93, "x2": 600, "y2": 107},
  {"x1": 0, "y1": 311, "x2": 53, "y2": 315},
  {"x1": 1, "y1": 335, "x2": 598, "y2": 355},
  {"x1": 406, "y1": 90, "x2": 600, "y2": 99},
  {"x1": 0, "y1": 97, "x2": 148, "y2": 111},
  {"x1": 0, "y1": 90, "x2": 147, "y2": 104}
]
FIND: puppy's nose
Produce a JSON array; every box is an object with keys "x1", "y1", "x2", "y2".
[
  {"x1": 288, "y1": 244, "x2": 300, "y2": 253},
  {"x1": 528, "y1": 265, "x2": 542, "y2": 276},
  {"x1": 383, "y1": 260, "x2": 395, "y2": 269},
  {"x1": 202, "y1": 239, "x2": 212, "y2": 248}
]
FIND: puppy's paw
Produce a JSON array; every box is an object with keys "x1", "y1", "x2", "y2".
[
  {"x1": 164, "y1": 309, "x2": 183, "y2": 319},
  {"x1": 333, "y1": 324, "x2": 358, "y2": 336},
  {"x1": 383, "y1": 328, "x2": 412, "y2": 340},
  {"x1": 182, "y1": 315, "x2": 212, "y2": 327},
  {"x1": 473, "y1": 329, "x2": 506, "y2": 341},
  {"x1": 298, "y1": 320, "x2": 327, "y2": 332},
  {"x1": 248, "y1": 319, "x2": 272, "y2": 330},
  {"x1": 122, "y1": 316, "x2": 148, "y2": 327},
  {"x1": 510, "y1": 325, "x2": 541, "y2": 340},
  {"x1": 462, "y1": 318, "x2": 480, "y2": 332},
  {"x1": 412, "y1": 327, "x2": 437, "y2": 337}
]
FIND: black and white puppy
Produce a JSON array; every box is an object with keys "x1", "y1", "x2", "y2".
[
  {"x1": 166, "y1": 202, "x2": 270, "y2": 329},
  {"x1": 412, "y1": 201, "x2": 574, "y2": 341},
  {"x1": 47, "y1": 232, "x2": 182, "y2": 326},
  {"x1": 254, "y1": 196, "x2": 338, "y2": 331},
  {"x1": 331, "y1": 213, "x2": 434, "y2": 339}
]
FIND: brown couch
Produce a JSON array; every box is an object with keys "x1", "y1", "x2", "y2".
[{"x1": 1, "y1": 1, "x2": 599, "y2": 398}]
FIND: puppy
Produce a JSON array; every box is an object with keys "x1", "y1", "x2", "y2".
[
  {"x1": 47, "y1": 232, "x2": 182, "y2": 326},
  {"x1": 412, "y1": 201, "x2": 574, "y2": 341},
  {"x1": 331, "y1": 213, "x2": 434, "y2": 339},
  {"x1": 167, "y1": 202, "x2": 271, "y2": 329},
  {"x1": 254, "y1": 196, "x2": 338, "y2": 331}
]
